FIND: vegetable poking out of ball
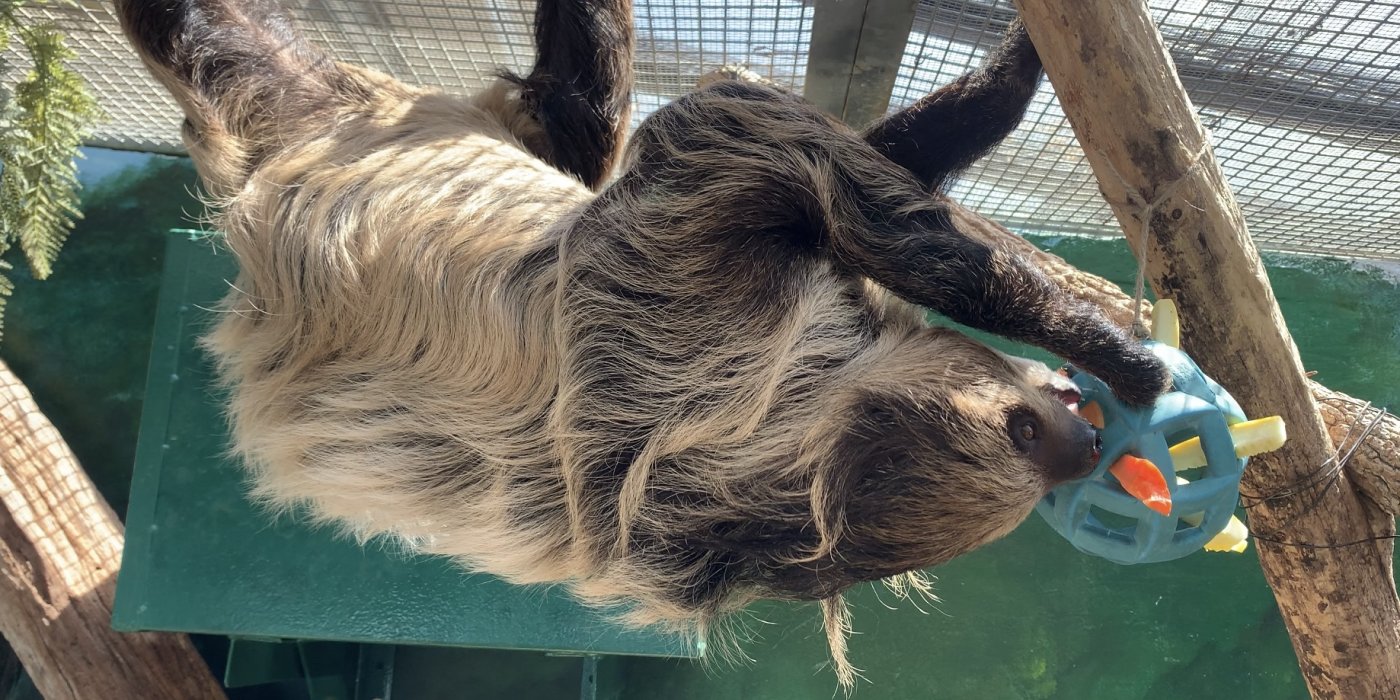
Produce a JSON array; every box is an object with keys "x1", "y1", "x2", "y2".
[
  {"x1": 1080, "y1": 401, "x2": 1105, "y2": 429},
  {"x1": 1168, "y1": 416, "x2": 1289, "y2": 472},
  {"x1": 1203, "y1": 516, "x2": 1251, "y2": 553},
  {"x1": 1176, "y1": 478, "x2": 1251, "y2": 553},
  {"x1": 1151, "y1": 299, "x2": 1180, "y2": 349},
  {"x1": 1108, "y1": 455, "x2": 1172, "y2": 515}
]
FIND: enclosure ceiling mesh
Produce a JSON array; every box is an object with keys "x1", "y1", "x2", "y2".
[
  {"x1": 897, "y1": 0, "x2": 1400, "y2": 261},
  {"x1": 8, "y1": 0, "x2": 1399, "y2": 261}
]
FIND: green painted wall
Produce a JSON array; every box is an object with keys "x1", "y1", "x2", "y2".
[
  {"x1": 4, "y1": 151, "x2": 197, "y2": 518},
  {"x1": 5, "y1": 150, "x2": 1396, "y2": 699}
]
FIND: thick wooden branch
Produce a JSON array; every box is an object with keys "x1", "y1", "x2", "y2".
[
  {"x1": 0, "y1": 361, "x2": 226, "y2": 700},
  {"x1": 1312, "y1": 386, "x2": 1400, "y2": 516},
  {"x1": 950, "y1": 206, "x2": 1400, "y2": 517},
  {"x1": 1008, "y1": 2, "x2": 1400, "y2": 697}
]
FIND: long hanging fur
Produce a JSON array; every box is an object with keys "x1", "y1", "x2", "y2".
[{"x1": 114, "y1": 0, "x2": 1168, "y2": 687}]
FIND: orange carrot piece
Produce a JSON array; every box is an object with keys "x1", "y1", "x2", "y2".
[
  {"x1": 1109, "y1": 455, "x2": 1172, "y2": 516},
  {"x1": 1081, "y1": 401, "x2": 1105, "y2": 429}
]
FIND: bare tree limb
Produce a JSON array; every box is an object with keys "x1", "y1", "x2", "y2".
[
  {"x1": 0, "y1": 360, "x2": 226, "y2": 700},
  {"x1": 962, "y1": 1, "x2": 1400, "y2": 687}
]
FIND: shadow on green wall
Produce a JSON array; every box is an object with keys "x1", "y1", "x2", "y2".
[{"x1": 3, "y1": 152, "x2": 201, "y2": 518}]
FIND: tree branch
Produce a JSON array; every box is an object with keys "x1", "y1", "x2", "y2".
[
  {"x1": 1009, "y1": 1, "x2": 1400, "y2": 694},
  {"x1": 0, "y1": 360, "x2": 226, "y2": 700}
]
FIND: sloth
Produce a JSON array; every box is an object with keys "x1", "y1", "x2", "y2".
[{"x1": 116, "y1": 0, "x2": 1168, "y2": 684}]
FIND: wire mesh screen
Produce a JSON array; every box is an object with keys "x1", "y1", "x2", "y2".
[
  {"x1": 634, "y1": 0, "x2": 812, "y2": 126},
  {"x1": 7, "y1": 0, "x2": 811, "y2": 149},
  {"x1": 6, "y1": 1, "x2": 185, "y2": 153},
  {"x1": 892, "y1": 0, "x2": 1400, "y2": 261},
  {"x1": 6, "y1": 0, "x2": 1397, "y2": 260}
]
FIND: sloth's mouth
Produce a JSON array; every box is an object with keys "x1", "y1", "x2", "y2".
[
  {"x1": 1052, "y1": 387, "x2": 1082, "y2": 416},
  {"x1": 1047, "y1": 368, "x2": 1083, "y2": 416}
]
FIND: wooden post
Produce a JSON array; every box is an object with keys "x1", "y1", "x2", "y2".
[
  {"x1": 1010, "y1": 2, "x2": 1400, "y2": 697},
  {"x1": 0, "y1": 361, "x2": 227, "y2": 700}
]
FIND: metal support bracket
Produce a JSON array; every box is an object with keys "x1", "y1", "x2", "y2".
[
  {"x1": 579, "y1": 655, "x2": 626, "y2": 700},
  {"x1": 224, "y1": 638, "x2": 396, "y2": 700},
  {"x1": 803, "y1": 0, "x2": 920, "y2": 128}
]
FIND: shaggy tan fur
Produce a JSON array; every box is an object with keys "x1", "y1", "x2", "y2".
[{"x1": 115, "y1": 0, "x2": 1167, "y2": 687}]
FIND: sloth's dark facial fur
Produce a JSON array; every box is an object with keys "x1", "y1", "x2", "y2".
[
  {"x1": 115, "y1": 0, "x2": 1166, "y2": 686},
  {"x1": 708, "y1": 335, "x2": 1105, "y2": 604}
]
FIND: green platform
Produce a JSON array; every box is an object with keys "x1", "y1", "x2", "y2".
[{"x1": 113, "y1": 232, "x2": 699, "y2": 696}]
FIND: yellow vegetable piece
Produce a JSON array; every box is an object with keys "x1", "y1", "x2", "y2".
[
  {"x1": 1151, "y1": 299, "x2": 1180, "y2": 349},
  {"x1": 1177, "y1": 477, "x2": 1250, "y2": 553},
  {"x1": 1205, "y1": 518, "x2": 1251, "y2": 553},
  {"x1": 1169, "y1": 415, "x2": 1288, "y2": 472}
]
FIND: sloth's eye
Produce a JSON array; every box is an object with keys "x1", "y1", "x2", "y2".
[{"x1": 1008, "y1": 413, "x2": 1040, "y2": 452}]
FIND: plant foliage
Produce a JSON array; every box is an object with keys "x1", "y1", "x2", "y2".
[{"x1": 0, "y1": 0, "x2": 102, "y2": 338}]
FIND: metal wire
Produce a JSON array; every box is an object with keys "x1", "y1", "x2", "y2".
[{"x1": 6, "y1": 0, "x2": 1396, "y2": 261}]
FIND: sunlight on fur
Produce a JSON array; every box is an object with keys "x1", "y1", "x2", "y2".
[{"x1": 114, "y1": 0, "x2": 1168, "y2": 689}]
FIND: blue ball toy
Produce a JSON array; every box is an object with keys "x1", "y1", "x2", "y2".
[{"x1": 1033, "y1": 302, "x2": 1275, "y2": 565}]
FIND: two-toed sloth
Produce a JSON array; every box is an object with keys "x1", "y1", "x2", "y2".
[{"x1": 116, "y1": 0, "x2": 1167, "y2": 684}]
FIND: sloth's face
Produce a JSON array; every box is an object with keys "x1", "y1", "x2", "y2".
[
  {"x1": 996, "y1": 353, "x2": 1103, "y2": 485},
  {"x1": 844, "y1": 333, "x2": 1103, "y2": 500},
  {"x1": 783, "y1": 335, "x2": 1107, "y2": 595}
]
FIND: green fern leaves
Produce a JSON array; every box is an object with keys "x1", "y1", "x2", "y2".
[{"x1": 1, "y1": 0, "x2": 102, "y2": 337}]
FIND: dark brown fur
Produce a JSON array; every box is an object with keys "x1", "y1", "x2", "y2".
[{"x1": 114, "y1": 0, "x2": 1167, "y2": 685}]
